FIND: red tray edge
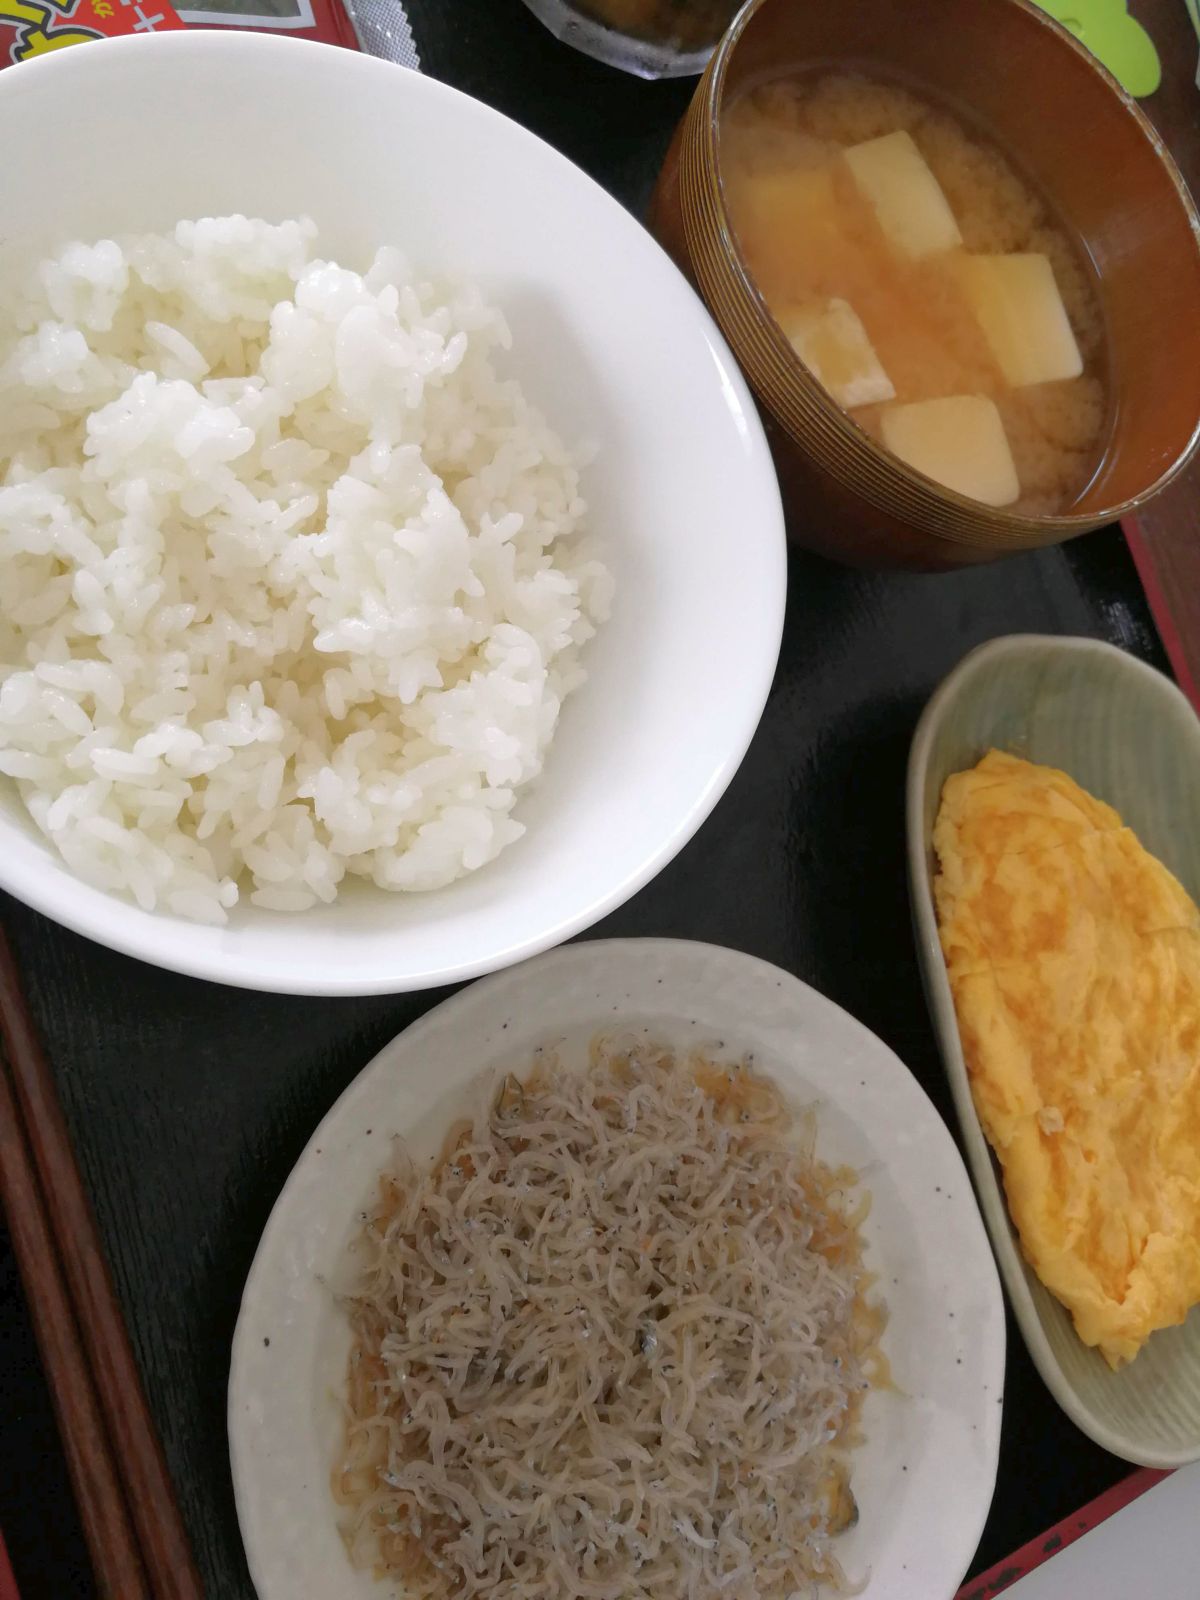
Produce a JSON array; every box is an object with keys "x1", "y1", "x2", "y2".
[
  {"x1": 1122, "y1": 515, "x2": 1200, "y2": 712},
  {"x1": 954, "y1": 1466, "x2": 1171, "y2": 1599},
  {"x1": 0, "y1": 1532, "x2": 20, "y2": 1600}
]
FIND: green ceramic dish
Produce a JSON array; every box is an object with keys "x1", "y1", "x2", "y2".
[{"x1": 907, "y1": 633, "x2": 1200, "y2": 1467}]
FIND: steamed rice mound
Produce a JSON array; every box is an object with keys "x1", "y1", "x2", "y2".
[{"x1": 0, "y1": 216, "x2": 610, "y2": 923}]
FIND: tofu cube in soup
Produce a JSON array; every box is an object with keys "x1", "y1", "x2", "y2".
[
  {"x1": 778, "y1": 298, "x2": 896, "y2": 408},
  {"x1": 955, "y1": 253, "x2": 1084, "y2": 388},
  {"x1": 843, "y1": 130, "x2": 963, "y2": 259},
  {"x1": 881, "y1": 394, "x2": 1020, "y2": 506}
]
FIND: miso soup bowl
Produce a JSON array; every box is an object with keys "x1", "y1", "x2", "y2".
[{"x1": 650, "y1": 0, "x2": 1200, "y2": 570}]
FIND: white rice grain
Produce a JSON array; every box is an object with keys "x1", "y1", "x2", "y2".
[{"x1": 0, "y1": 216, "x2": 611, "y2": 922}]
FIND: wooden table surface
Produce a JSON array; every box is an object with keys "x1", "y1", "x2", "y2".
[
  {"x1": 0, "y1": 2, "x2": 1196, "y2": 1597},
  {"x1": 1123, "y1": 0, "x2": 1200, "y2": 706}
]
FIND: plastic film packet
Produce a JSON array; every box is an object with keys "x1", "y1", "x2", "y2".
[{"x1": 0, "y1": 0, "x2": 419, "y2": 70}]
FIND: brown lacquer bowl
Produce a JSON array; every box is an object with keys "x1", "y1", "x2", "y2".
[{"x1": 650, "y1": 0, "x2": 1200, "y2": 569}]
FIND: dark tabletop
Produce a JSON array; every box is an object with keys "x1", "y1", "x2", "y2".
[{"x1": 0, "y1": 1, "x2": 1180, "y2": 1595}]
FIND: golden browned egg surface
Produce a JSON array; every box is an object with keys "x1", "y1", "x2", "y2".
[{"x1": 933, "y1": 750, "x2": 1200, "y2": 1367}]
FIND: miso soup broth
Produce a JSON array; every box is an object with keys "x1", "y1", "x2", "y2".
[{"x1": 721, "y1": 74, "x2": 1110, "y2": 516}]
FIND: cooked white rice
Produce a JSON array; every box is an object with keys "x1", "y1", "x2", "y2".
[{"x1": 0, "y1": 216, "x2": 610, "y2": 923}]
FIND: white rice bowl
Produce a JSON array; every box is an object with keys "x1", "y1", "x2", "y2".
[
  {"x1": 0, "y1": 216, "x2": 611, "y2": 925},
  {"x1": 0, "y1": 32, "x2": 786, "y2": 996}
]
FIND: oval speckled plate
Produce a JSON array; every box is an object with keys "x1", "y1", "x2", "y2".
[
  {"x1": 907, "y1": 634, "x2": 1200, "y2": 1467},
  {"x1": 228, "y1": 938, "x2": 1004, "y2": 1600}
]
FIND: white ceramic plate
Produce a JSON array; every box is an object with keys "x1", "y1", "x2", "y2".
[
  {"x1": 229, "y1": 939, "x2": 1005, "y2": 1599},
  {"x1": 0, "y1": 34, "x2": 784, "y2": 995}
]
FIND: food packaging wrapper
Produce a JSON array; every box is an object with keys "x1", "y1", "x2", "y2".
[{"x1": 0, "y1": 0, "x2": 418, "y2": 72}]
